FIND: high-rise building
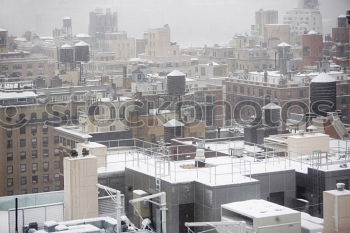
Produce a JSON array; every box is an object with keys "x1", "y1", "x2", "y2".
[
  {"x1": 144, "y1": 24, "x2": 171, "y2": 57},
  {"x1": 283, "y1": 0, "x2": 322, "y2": 43},
  {"x1": 88, "y1": 8, "x2": 118, "y2": 38},
  {"x1": 0, "y1": 28, "x2": 8, "y2": 53},
  {"x1": 255, "y1": 9, "x2": 278, "y2": 36}
]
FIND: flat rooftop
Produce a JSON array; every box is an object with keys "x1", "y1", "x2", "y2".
[{"x1": 222, "y1": 199, "x2": 300, "y2": 219}]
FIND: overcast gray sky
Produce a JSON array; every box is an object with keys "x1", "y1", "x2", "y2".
[{"x1": 0, "y1": 0, "x2": 349, "y2": 47}]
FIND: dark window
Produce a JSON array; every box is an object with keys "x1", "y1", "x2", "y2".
[
  {"x1": 7, "y1": 152, "x2": 13, "y2": 161},
  {"x1": 32, "y1": 188, "x2": 38, "y2": 193},
  {"x1": 43, "y1": 187, "x2": 49, "y2": 192},
  {"x1": 54, "y1": 136, "x2": 59, "y2": 144},
  {"x1": 7, "y1": 140, "x2": 13, "y2": 148},
  {"x1": 32, "y1": 176, "x2": 38, "y2": 184},
  {"x1": 20, "y1": 126, "x2": 26, "y2": 134},
  {"x1": 6, "y1": 129, "x2": 12, "y2": 137},
  {"x1": 303, "y1": 47, "x2": 311, "y2": 56},
  {"x1": 32, "y1": 150, "x2": 38, "y2": 159},
  {"x1": 43, "y1": 137, "x2": 48, "y2": 146},
  {"x1": 20, "y1": 139, "x2": 26, "y2": 147},
  {"x1": 31, "y1": 125, "x2": 37, "y2": 134},
  {"x1": 21, "y1": 177, "x2": 27, "y2": 185},
  {"x1": 20, "y1": 152, "x2": 26, "y2": 160},
  {"x1": 31, "y1": 113, "x2": 37, "y2": 120}
]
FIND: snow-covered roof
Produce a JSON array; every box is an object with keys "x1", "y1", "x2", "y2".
[
  {"x1": 222, "y1": 199, "x2": 299, "y2": 219},
  {"x1": 311, "y1": 72, "x2": 336, "y2": 83},
  {"x1": 277, "y1": 42, "x2": 291, "y2": 47},
  {"x1": 0, "y1": 91, "x2": 37, "y2": 100},
  {"x1": 74, "y1": 41, "x2": 89, "y2": 47},
  {"x1": 307, "y1": 30, "x2": 318, "y2": 35},
  {"x1": 0, "y1": 28, "x2": 7, "y2": 32},
  {"x1": 61, "y1": 44, "x2": 72, "y2": 48},
  {"x1": 262, "y1": 102, "x2": 281, "y2": 110},
  {"x1": 167, "y1": 70, "x2": 186, "y2": 77},
  {"x1": 163, "y1": 119, "x2": 184, "y2": 127},
  {"x1": 76, "y1": 33, "x2": 90, "y2": 38}
]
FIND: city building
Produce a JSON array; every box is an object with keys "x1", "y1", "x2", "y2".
[
  {"x1": 88, "y1": 8, "x2": 118, "y2": 38},
  {"x1": 283, "y1": 0, "x2": 322, "y2": 44},
  {"x1": 254, "y1": 9, "x2": 279, "y2": 37}
]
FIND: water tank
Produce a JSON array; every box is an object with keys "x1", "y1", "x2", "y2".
[
  {"x1": 310, "y1": 73, "x2": 336, "y2": 117},
  {"x1": 74, "y1": 41, "x2": 90, "y2": 62},
  {"x1": 262, "y1": 102, "x2": 281, "y2": 127},
  {"x1": 59, "y1": 44, "x2": 74, "y2": 63},
  {"x1": 167, "y1": 70, "x2": 186, "y2": 96}
]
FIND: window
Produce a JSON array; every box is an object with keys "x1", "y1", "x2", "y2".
[
  {"x1": 43, "y1": 175, "x2": 49, "y2": 183},
  {"x1": 20, "y1": 177, "x2": 27, "y2": 185},
  {"x1": 21, "y1": 189, "x2": 27, "y2": 194},
  {"x1": 7, "y1": 178, "x2": 13, "y2": 187},
  {"x1": 303, "y1": 47, "x2": 311, "y2": 56},
  {"x1": 43, "y1": 187, "x2": 49, "y2": 192},
  {"x1": 42, "y1": 126, "x2": 48, "y2": 134},
  {"x1": 20, "y1": 164, "x2": 26, "y2": 172},
  {"x1": 7, "y1": 140, "x2": 12, "y2": 148},
  {"x1": 20, "y1": 152, "x2": 26, "y2": 160},
  {"x1": 299, "y1": 90, "x2": 305, "y2": 98},
  {"x1": 32, "y1": 176, "x2": 38, "y2": 184},
  {"x1": 55, "y1": 185, "x2": 61, "y2": 191},
  {"x1": 20, "y1": 139, "x2": 26, "y2": 147},
  {"x1": 341, "y1": 97, "x2": 348, "y2": 105},
  {"x1": 7, "y1": 166, "x2": 13, "y2": 174},
  {"x1": 32, "y1": 163, "x2": 38, "y2": 172},
  {"x1": 54, "y1": 136, "x2": 59, "y2": 144},
  {"x1": 7, "y1": 152, "x2": 13, "y2": 161},
  {"x1": 31, "y1": 138, "x2": 37, "y2": 148},
  {"x1": 341, "y1": 87, "x2": 348, "y2": 95},
  {"x1": 31, "y1": 125, "x2": 37, "y2": 134},
  {"x1": 54, "y1": 173, "x2": 60, "y2": 181},
  {"x1": 43, "y1": 137, "x2": 48, "y2": 146},
  {"x1": 54, "y1": 148, "x2": 60, "y2": 156},
  {"x1": 32, "y1": 150, "x2": 38, "y2": 159},
  {"x1": 43, "y1": 149, "x2": 49, "y2": 157},
  {"x1": 62, "y1": 138, "x2": 66, "y2": 146},
  {"x1": 13, "y1": 64, "x2": 22, "y2": 70},
  {"x1": 31, "y1": 113, "x2": 37, "y2": 120},
  {"x1": 20, "y1": 126, "x2": 26, "y2": 134},
  {"x1": 43, "y1": 162, "x2": 49, "y2": 172},
  {"x1": 6, "y1": 129, "x2": 12, "y2": 137},
  {"x1": 32, "y1": 188, "x2": 38, "y2": 193},
  {"x1": 54, "y1": 161, "x2": 60, "y2": 169}
]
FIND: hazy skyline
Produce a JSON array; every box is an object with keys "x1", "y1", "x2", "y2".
[{"x1": 0, "y1": 0, "x2": 349, "y2": 47}]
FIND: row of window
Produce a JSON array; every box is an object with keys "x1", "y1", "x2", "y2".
[
  {"x1": 7, "y1": 148, "x2": 60, "y2": 161},
  {"x1": 229, "y1": 85, "x2": 307, "y2": 98},
  {"x1": 7, "y1": 161, "x2": 60, "y2": 174},
  {"x1": 7, "y1": 186, "x2": 60, "y2": 196},
  {"x1": 7, "y1": 174, "x2": 60, "y2": 187},
  {"x1": 6, "y1": 136, "x2": 59, "y2": 149},
  {"x1": 1, "y1": 63, "x2": 45, "y2": 71}
]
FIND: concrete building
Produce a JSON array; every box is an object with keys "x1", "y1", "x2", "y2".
[
  {"x1": 255, "y1": 9, "x2": 279, "y2": 37},
  {"x1": 264, "y1": 24, "x2": 291, "y2": 48},
  {"x1": 283, "y1": 5, "x2": 322, "y2": 44},
  {"x1": 144, "y1": 25, "x2": 171, "y2": 57},
  {"x1": 0, "y1": 28, "x2": 8, "y2": 53},
  {"x1": 88, "y1": 8, "x2": 118, "y2": 38}
]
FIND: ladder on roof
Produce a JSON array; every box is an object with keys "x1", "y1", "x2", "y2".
[{"x1": 155, "y1": 158, "x2": 162, "y2": 192}]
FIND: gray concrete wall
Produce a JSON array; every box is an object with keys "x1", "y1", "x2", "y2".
[{"x1": 251, "y1": 169, "x2": 296, "y2": 208}]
